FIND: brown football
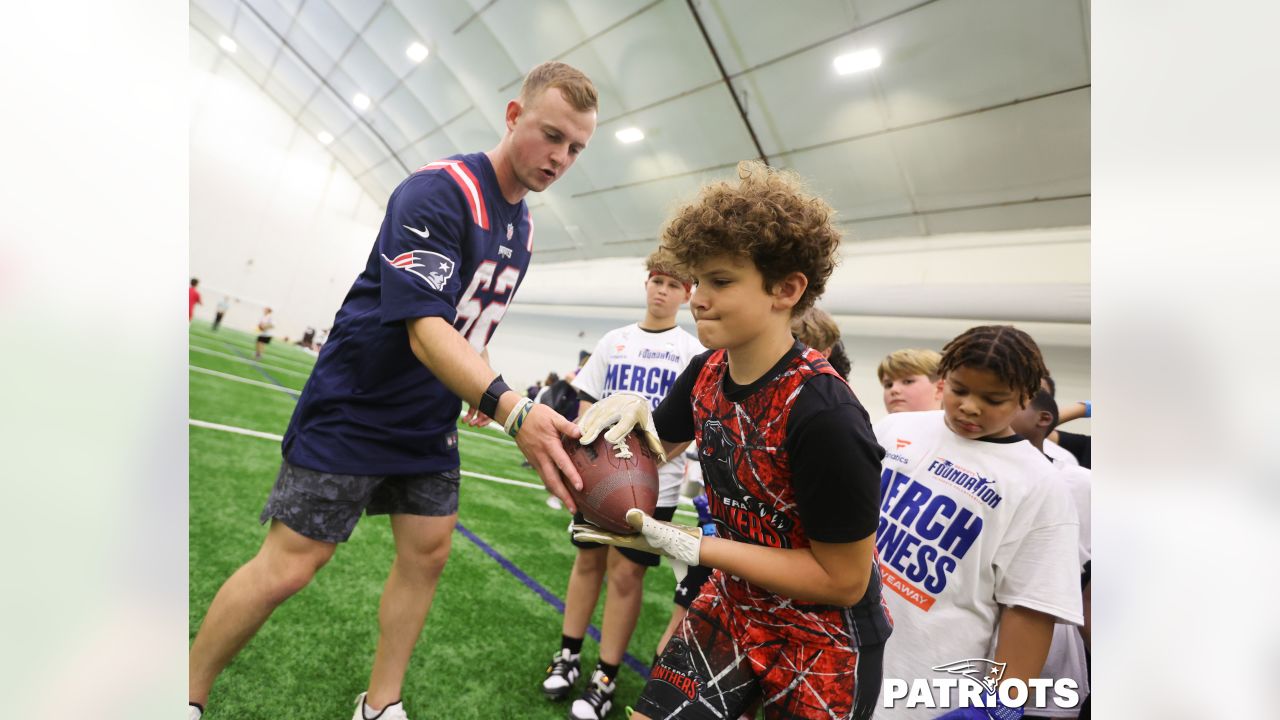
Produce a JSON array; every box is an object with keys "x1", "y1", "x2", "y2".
[{"x1": 561, "y1": 430, "x2": 660, "y2": 534}]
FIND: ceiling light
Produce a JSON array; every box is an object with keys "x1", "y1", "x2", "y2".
[
  {"x1": 833, "y1": 49, "x2": 881, "y2": 75},
  {"x1": 317, "y1": 131, "x2": 334, "y2": 145},
  {"x1": 218, "y1": 35, "x2": 237, "y2": 54},
  {"x1": 352, "y1": 93, "x2": 370, "y2": 111},
  {"x1": 406, "y1": 42, "x2": 429, "y2": 63},
  {"x1": 615, "y1": 127, "x2": 644, "y2": 144}
]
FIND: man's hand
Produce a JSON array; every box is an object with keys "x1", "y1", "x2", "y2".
[
  {"x1": 514, "y1": 403, "x2": 584, "y2": 513},
  {"x1": 576, "y1": 392, "x2": 665, "y2": 461},
  {"x1": 461, "y1": 405, "x2": 492, "y2": 427}
]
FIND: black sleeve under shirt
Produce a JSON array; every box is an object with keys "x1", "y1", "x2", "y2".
[
  {"x1": 785, "y1": 374, "x2": 886, "y2": 543},
  {"x1": 652, "y1": 350, "x2": 712, "y2": 444}
]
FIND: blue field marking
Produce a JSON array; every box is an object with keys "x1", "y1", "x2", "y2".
[
  {"x1": 454, "y1": 522, "x2": 652, "y2": 679},
  {"x1": 221, "y1": 341, "x2": 300, "y2": 392}
]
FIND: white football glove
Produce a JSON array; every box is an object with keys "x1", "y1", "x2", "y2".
[
  {"x1": 571, "y1": 508, "x2": 702, "y2": 567},
  {"x1": 576, "y1": 392, "x2": 666, "y2": 462}
]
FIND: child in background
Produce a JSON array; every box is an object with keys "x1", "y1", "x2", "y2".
[
  {"x1": 877, "y1": 348, "x2": 943, "y2": 414},
  {"x1": 871, "y1": 326, "x2": 1082, "y2": 719},
  {"x1": 540, "y1": 248, "x2": 704, "y2": 720}
]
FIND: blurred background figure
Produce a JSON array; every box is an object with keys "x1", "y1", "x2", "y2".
[
  {"x1": 211, "y1": 295, "x2": 229, "y2": 331},
  {"x1": 188, "y1": 278, "x2": 201, "y2": 322},
  {"x1": 253, "y1": 307, "x2": 274, "y2": 360}
]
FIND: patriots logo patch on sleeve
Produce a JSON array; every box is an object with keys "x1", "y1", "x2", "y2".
[{"x1": 381, "y1": 250, "x2": 456, "y2": 291}]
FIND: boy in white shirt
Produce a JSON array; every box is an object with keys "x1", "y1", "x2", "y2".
[
  {"x1": 540, "y1": 249, "x2": 704, "y2": 720},
  {"x1": 872, "y1": 326, "x2": 1083, "y2": 719}
]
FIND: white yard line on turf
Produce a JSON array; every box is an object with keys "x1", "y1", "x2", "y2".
[
  {"x1": 188, "y1": 371, "x2": 517, "y2": 448},
  {"x1": 188, "y1": 345, "x2": 312, "y2": 377},
  {"x1": 188, "y1": 336, "x2": 318, "y2": 370},
  {"x1": 188, "y1": 418, "x2": 696, "y2": 515},
  {"x1": 189, "y1": 365, "x2": 300, "y2": 395}
]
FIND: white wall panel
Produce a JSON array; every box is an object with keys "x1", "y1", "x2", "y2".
[{"x1": 190, "y1": 28, "x2": 383, "y2": 339}]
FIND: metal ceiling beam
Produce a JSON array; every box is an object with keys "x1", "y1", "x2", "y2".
[
  {"x1": 570, "y1": 84, "x2": 1090, "y2": 199},
  {"x1": 237, "y1": 0, "x2": 410, "y2": 176},
  {"x1": 685, "y1": 0, "x2": 769, "y2": 166}
]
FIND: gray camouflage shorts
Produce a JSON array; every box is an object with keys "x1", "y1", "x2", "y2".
[{"x1": 259, "y1": 459, "x2": 461, "y2": 544}]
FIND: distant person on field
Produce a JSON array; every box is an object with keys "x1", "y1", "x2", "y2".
[
  {"x1": 254, "y1": 307, "x2": 275, "y2": 360},
  {"x1": 212, "y1": 296, "x2": 229, "y2": 331},
  {"x1": 189, "y1": 278, "x2": 202, "y2": 322}
]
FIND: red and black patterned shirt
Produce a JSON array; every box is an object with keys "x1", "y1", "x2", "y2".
[{"x1": 654, "y1": 341, "x2": 893, "y2": 647}]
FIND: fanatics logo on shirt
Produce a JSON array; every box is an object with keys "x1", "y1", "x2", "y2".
[
  {"x1": 882, "y1": 657, "x2": 1079, "y2": 711},
  {"x1": 896, "y1": 438, "x2": 911, "y2": 449},
  {"x1": 381, "y1": 250, "x2": 456, "y2": 291}
]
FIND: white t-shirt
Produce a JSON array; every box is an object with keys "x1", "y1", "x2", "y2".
[
  {"x1": 872, "y1": 410, "x2": 1083, "y2": 719},
  {"x1": 1031, "y1": 462, "x2": 1092, "y2": 718},
  {"x1": 1044, "y1": 438, "x2": 1079, "y2": 468},
  {"x1": 257, "y1": 314, "x2": 274, "y2": 337},
  {"x1": 572, "y1": 323, "x2": 704, "y2": 506}
]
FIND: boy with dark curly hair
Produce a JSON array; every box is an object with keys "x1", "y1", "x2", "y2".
[{"x1": 573, "y1": 161, "x2": 891, "y2": 719}]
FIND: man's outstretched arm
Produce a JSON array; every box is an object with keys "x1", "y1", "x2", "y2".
[{"x1": 406, "y1": 317, "x2": 583, "y2": 509}]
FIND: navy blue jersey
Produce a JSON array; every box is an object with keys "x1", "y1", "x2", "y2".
[{"x1": 283, "y1": 153, "x2": 533, "y2": 475}]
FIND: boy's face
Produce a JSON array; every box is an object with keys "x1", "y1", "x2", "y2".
[
  {"x1": 1009, "y1": 401, "x2": 1051, "y2": 442},
  {"x1": 941, "y1": 366, "x2": 1024, "y2": 440},
  {"x1": 688, "y1": 255, "x2": 778, "y2": 350},
  {"x1": 881, "y1": 373, "x2": 943, "y2": 414},
  {"x1": 645, "y1": 273, "x2": 689, "y2": 322}
]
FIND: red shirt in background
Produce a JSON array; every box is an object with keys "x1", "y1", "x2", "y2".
[{"x1": 189, "y1": 286, "x2": 202, "y2": 319}]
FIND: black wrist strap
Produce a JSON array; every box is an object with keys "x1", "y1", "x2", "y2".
[{"x1": 479, "y1": 374, "x2": 512, "y2": 419}]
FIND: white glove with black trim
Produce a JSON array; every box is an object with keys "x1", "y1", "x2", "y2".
[
  {"x1": 571, "y1": 508, "x2": 702, "y2": 567},
  {"x1": 576, "y1": 392, "x2": 666, "y2": 462}
]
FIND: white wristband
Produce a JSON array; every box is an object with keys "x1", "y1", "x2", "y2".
[{"x1": 502, "y1": 397, "x2": 534, "y2": 437}]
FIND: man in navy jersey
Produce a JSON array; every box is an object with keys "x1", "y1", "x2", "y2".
[{"x1": 189, "y1": 61, "x2": 598, "y2": 720}]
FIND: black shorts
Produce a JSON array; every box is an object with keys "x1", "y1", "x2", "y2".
[
  {"x1": 259, "y1": 459, "x2": 460, "y2": 543},
  {"x1": 256, "y1": 335, "x2": 273, "y2": 344},
  {"x1": 673, "y1": 563, "x2": 714, "y2": 609},
  {"x1": 571, "y1": 505, "x2": 677, "y2": 567}
]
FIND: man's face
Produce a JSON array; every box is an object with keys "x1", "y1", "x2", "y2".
[{"x1": 505, "y1": 87, "x2": 596, "y2": 193}]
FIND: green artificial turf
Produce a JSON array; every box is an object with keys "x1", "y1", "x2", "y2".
[{"x1": 189, "y1": 327, "x2": 687, "y2": 718}]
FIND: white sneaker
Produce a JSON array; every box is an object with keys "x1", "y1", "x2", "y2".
[
  {"x1": 189, "y1": 705, "x2": 202, "y2": 720},
  {"x1": 569, "y1": 669, "x2": 616, "y2": 720},
  {"x1": 541, "y1": 648, "x2": 581, "y2": 700},
  {"x1": 351, "y1": 692, "x2": 409, "y2": 720}
]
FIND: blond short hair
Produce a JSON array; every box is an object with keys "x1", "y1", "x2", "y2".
[
  {"x1": 644, "y1": 248, "x2": 692, "y2": 285},
  {"x1": 519, "y1": 61, "x2": 598, "y2": 112},
  {"x1": 791, "y1": 306, "x2": 841, "y2": 353},
  {"x1": 876, "y1": 349, "x2": 942, "y2": 384}
]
